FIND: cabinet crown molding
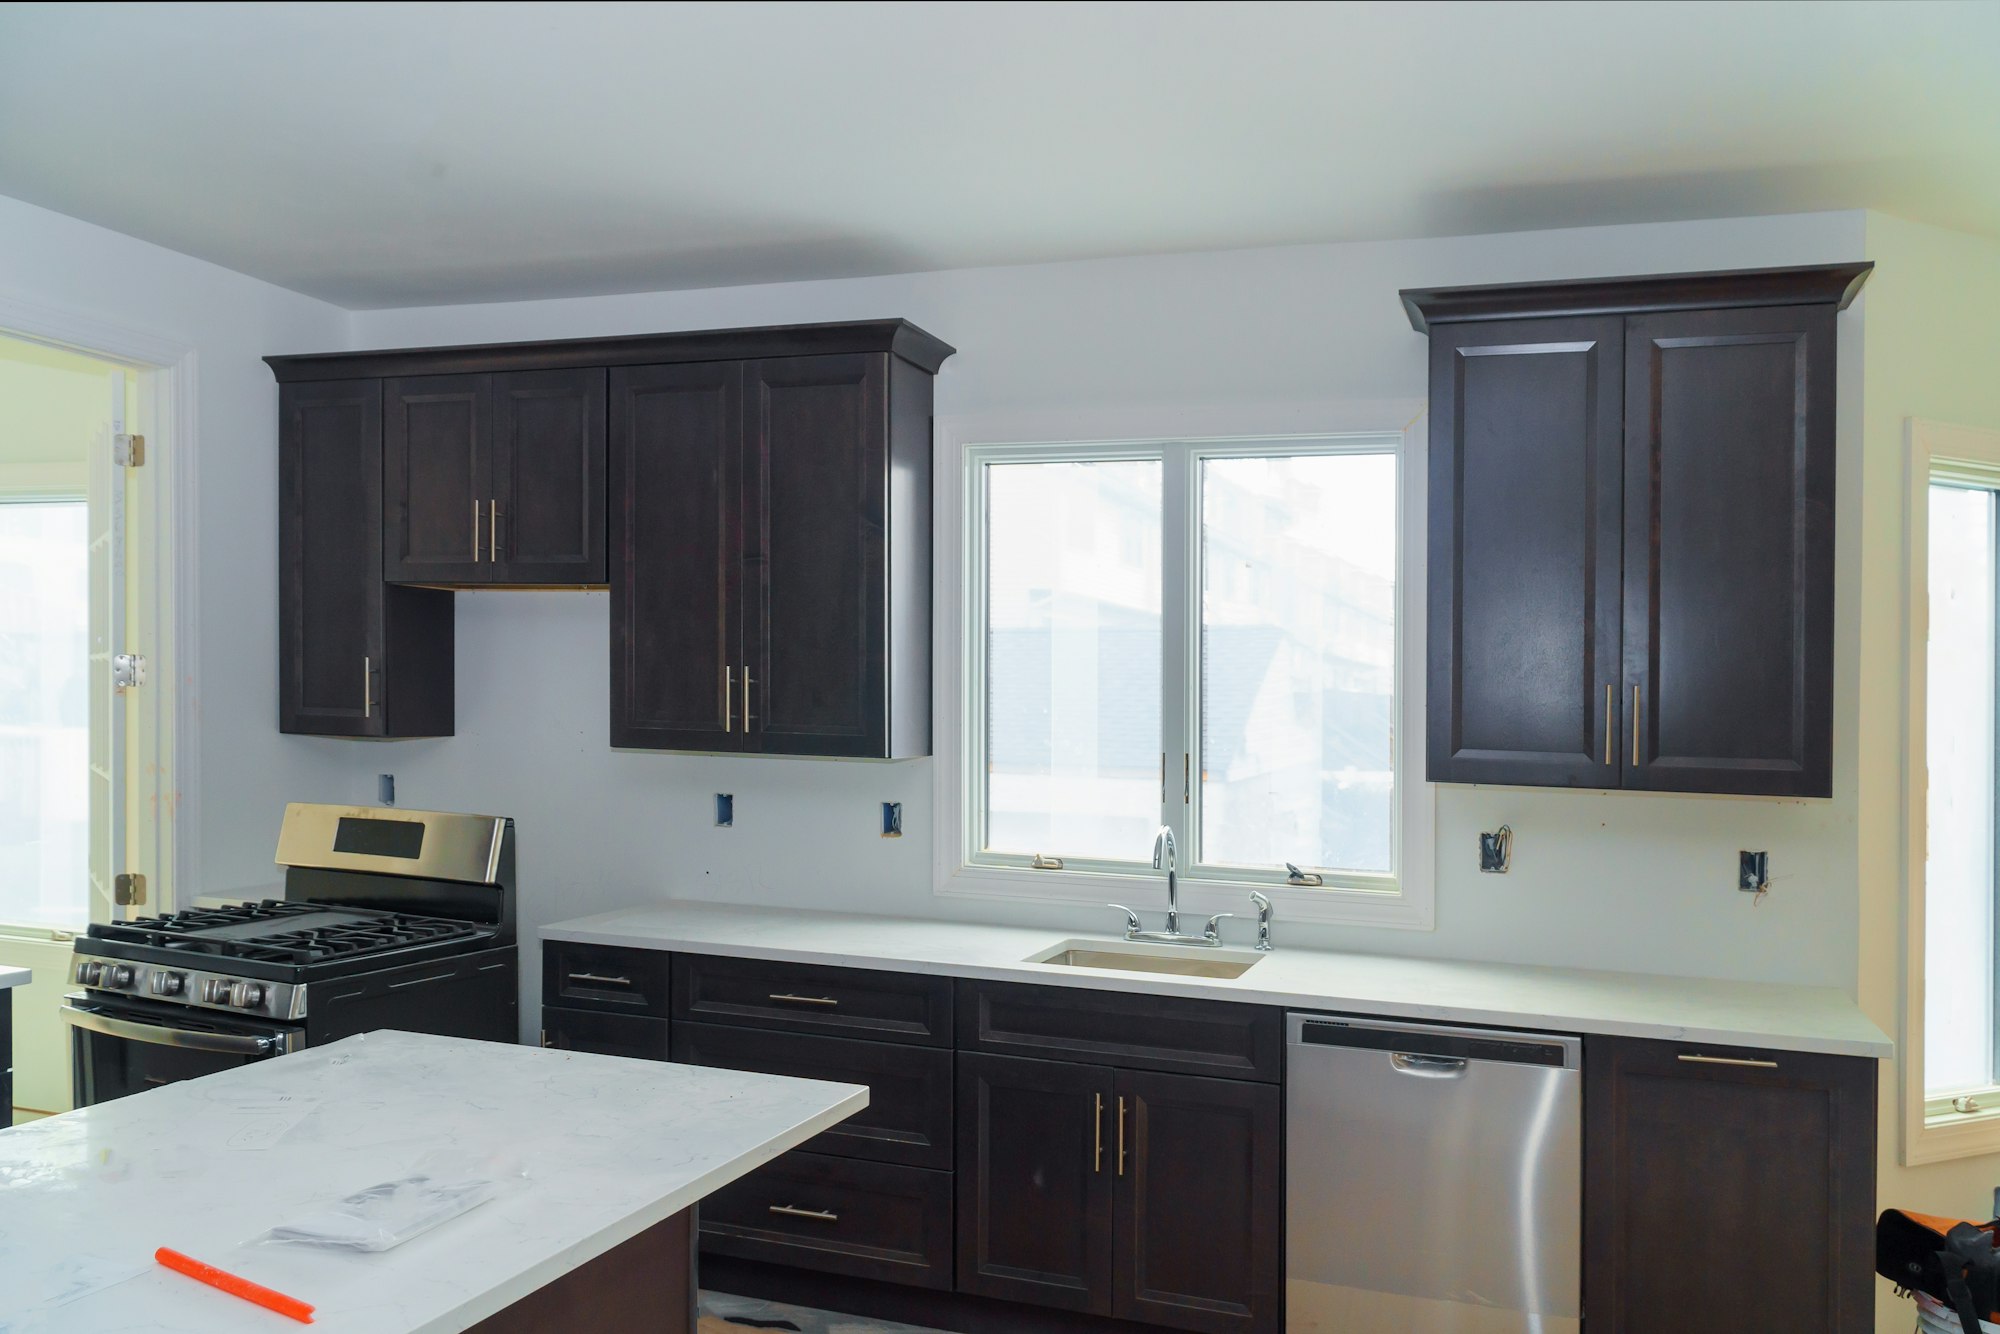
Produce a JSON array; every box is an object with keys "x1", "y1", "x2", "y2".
[
  {"x1": 1399, "y1": 261, "x2": 1872, "y2": 333},
  {"x1": 265, "y1": 318, "x2": 956, "y2": 382}
]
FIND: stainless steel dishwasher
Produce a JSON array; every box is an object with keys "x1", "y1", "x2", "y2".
[{"x1": 1286, "y1": 1014, "x2": 1582, "y2": 1333}]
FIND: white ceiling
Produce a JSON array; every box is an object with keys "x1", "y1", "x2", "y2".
[{"x1": 0, "y1": 1, "x2": 1993, "y2": 308}]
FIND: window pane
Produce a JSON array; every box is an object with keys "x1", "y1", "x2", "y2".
[
  {"x1": 0, "y1": 500, "x2": 89, "y2": 929},
  {"x1": 1200, "y1": 452, "x2": 1395, "y2": 875},
  {"x1": 1927, "y1": 482, "x2": 1996, "y2": 1095},
  {"x1": 985, "y1": 459, "x2": 1161, "y2": 861}
]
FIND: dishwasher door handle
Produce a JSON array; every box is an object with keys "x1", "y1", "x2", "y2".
[{"x1": 1389, "y1": 1051, "x2": 1469, "y2": 1078}]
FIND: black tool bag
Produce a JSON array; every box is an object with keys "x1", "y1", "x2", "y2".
[{"x1": 1878, "y1": 1209, "x2": 2000, "y2": 1333}]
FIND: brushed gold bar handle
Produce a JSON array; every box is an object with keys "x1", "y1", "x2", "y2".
[
  {"x1": 1117, "y1": 1095, "x2": 1127, "y2": 1176},
  {"x1": 768, "y1": 1204, "x2": 839, "y2": 1223},
  {"x1": 1604, "y1": 684, "x2": 1613, "y2": 766},
  {"x1": 743, "y1": 665, "x2": 753, "y2": 729},
  {"x1": 1094, "y1": 1092, "x2": 1103, "y2": 1174},
  {"x1": 489, "y1": 498, "x2": 500, "y2": 562},
  {"x1": 724, "y1": 665, "x2": 733, "y2": 733},
  {"x1": 363, "y1": 656, "x2": 372, "y2": 719},
  {"x1": 473, "y1": 499, "x2": 481, "y2": 562},
  {"x1": 768, "y1": 993, "x2": 838, "y2": 1007},
  {"x1": 1678, "y1": 1053, "x2": 1779, "y2": 1069},
  {"x1": 1631, "y1": 684, "x2": 1641, "y2": 766}
]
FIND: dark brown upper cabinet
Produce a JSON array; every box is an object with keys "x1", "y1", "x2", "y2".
[
  {"x1": 610, "y1": 339, "x2": 948, "y2": 758},
  {"x1": 277, "y1": 380, "x2": 453, "y2": 737},
  {"x1": 1405, "y1": 263, "x2": 1870, "y2": 798},
  {"x1": 268, "y1": 320, "x2": 949, "y2": 745},
  {"x1": 383, "y1": 368, "x2": 606, "y2": 586}
]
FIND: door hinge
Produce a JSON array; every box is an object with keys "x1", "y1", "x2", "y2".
[
  {"x1": 114, "y1": 872, "x2": 147, "y2": 906},
  {"x1": 113, "y1": 432, "x2": 145, "y2": 467},
  {"x1": 113, "y1": 652, "x2": 148, "y2": 690}
]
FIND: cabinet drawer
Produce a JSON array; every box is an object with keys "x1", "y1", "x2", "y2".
[
  {"x1": 673, "y1": 1021, "x2": 951, "y2": 1169},
  {"x1": 540, "y1": 1005, "x2": 669, "y2": 1062},
  {"x1": 699, "y1": 1150, "x2": 952, "y2": 1291},
  {"x1": 957, "y1": 980, "x2": 1282, "y2": 1083},
  {"x1": 673, "y1": 954, "x2": 951, "y2": 1046},
  {"x1": 542, "y1": 941, "x2": 669, "y2": 1016}
]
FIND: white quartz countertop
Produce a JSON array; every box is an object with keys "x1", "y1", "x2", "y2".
[
  {"x1": 543, "y1": 901, "x2": 1892, "y2": 1059},
  {"x1": 0, "y1": 1029, "x2": 866, "y2": 1333},
  {"x1": 0, "y1": 967, "x2": 28, "y2": 991}
]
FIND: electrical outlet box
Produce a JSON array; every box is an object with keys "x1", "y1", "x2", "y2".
[
  {"x1": 1479, "y1": 825, "x2": 1512, "y2": 874},
  {"x1": 378, "y1": 773, "x2": 395, "y2": 806},
  {"x1": 715, "y1": 794, "x2": 734, "y2": 827},
  {"x1": 1739, "y1": 850, "x2": 1769, "y2": 892},
  {"x1": 881, "y1": 802, "x2": 903, "y2": 838}
]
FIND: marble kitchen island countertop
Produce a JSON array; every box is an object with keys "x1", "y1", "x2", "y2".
[
  {"x1": 544, "y1": 900, "x2": 1893, "y2": 1059},
  {"x1": 0, "y1": 1029, "x2": 867, "y2": 1333}
]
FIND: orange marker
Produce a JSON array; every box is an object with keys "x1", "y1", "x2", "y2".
[{"x1": 155, "y1": 1247, "x2": 316, "y2": 1324}]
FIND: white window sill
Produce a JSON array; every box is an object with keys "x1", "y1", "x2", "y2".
[
  {"x1": 1909, "y1": 1099, "x2": 2000, "y2": 1166},
  {"x1": 935, "y1": 863, "x2": 1433, "y2": 930}
]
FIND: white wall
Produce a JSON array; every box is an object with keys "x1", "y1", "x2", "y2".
[
  {"x1": 308, "y1": 212, "x2": 1874, "y2": 1033},
  {"x1": 1856, "y1": 213, "x2": 2000, "y2": 1330},
  {"x1": 0, "y1": 193, "x2": 351, "y2": 1109}
]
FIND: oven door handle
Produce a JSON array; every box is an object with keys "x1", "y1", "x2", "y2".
[{"x1": 61, "y1": 1004, "x2": 300, "y2": 1056}]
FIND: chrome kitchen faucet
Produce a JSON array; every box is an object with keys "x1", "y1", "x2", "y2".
[{"x1": 1105, "y1": 827, "x2": 1273, "y2": 950}]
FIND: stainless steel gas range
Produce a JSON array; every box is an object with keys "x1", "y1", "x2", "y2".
[{"x1": 63, "y1": 802, "x2": 519, "y2": 1105}]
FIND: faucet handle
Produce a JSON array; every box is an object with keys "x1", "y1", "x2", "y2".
[
  {"x1": 1248, "y1": 890, "x2": 1273, "y2": 951},
  {"x1": 1106, "y1": 904, "x2": 1142, "y2": 938},
  {"x1": 1202, "y1": 911, "x2": 1238, "y2": 944}
]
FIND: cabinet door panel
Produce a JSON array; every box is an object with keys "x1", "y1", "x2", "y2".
[
  {"x1": 385, "y1": 374, "x2": 488, "y2": 584},
  {"x1": 539, "y1": 1006, "x2": 669, "y2": 1062},
  {"x1": 281, "y1": 380, "x2": 383, "y2": 735},
  {"x1": 1427, "y1": 316, "x2": 1624, "y2": 787},
  {"x1": 743, "y1": 354, "x2": 888, "y2": 756},
  {"x1": 1114, "y1": 1070, "x2": 1281, "y2": 1334},
  {"x1": 609, "y1": 362, "x2": 753, "y2": 750},
  {"x1": 1623, "y1": 305, "x2": 1836, "y2": 796},
  {"x1": 956, "y1": 1053, "x2": 1113, "y2": 1314},
  {"x1": 492, "y1": 368, "x2": 606, "y2": 584},
  {"x1": 1583, "y1": 1036, "x2": 1874, "y2": 1334}
]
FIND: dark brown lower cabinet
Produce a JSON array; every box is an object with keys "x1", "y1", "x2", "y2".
[
  {"x1": 957, "y1": 1053, "x2": 1280, "y2": 1334},
  {"x1": 538, "y1": 1005, "x2": 669, "y2": 1062},
  {"x1": 1582, "y1": 1035, "x2": 1876, "y2": 1334},
  {"x1": 958, "y1": 1053, "x2": 1116, "y2": 1314},
  {"x1": 674, "y1": 1021, "x2": 954, "y2": 1169},
  {"x1": 700, "y1": 1149, "x2": 954, "y2": 1291},
  {"x1": 1114, "y1": 1070, "x2": 1280, "y2": 1334}
]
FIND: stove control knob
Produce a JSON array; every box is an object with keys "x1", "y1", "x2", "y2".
[
  {"x1": 107, "y1": 965, "x2": 136, "y2": 989},
  {"x1": 199, "y1": 978, "x2": 233, "y2": 1005},
  {"x1": 229, "y1": 982, "x2": 266, "y2": 1010},
  {"x1": 76, "y1": 961, "x2": 104, "y2": 987},
  {"x1": 149, "y1": 971, "x2": 185, "y2": 997}
]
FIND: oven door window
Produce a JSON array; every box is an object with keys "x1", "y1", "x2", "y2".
[{"x1": 64, "y1": 996, "x2": 302, "y2": 1106}]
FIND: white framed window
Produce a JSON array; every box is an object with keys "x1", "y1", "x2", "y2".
[
  {"x1": 1905, "y1": 417, "x2": 2000, "y2": 1164},
  {"x1": 934, "y1": 415, "x2": 1433, "y2": 930}
]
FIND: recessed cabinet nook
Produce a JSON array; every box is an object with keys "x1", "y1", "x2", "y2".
[
  {"x1": 1407, "y1": 262, "x2": 1870, "y2": 798},
  {"x1": 267, "y1": 320, "x2": 952, "y2": 754}
]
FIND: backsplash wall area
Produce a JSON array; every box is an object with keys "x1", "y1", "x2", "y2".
[{"x1": 217, "y1": 210, "x2": 1870, "y2": 1033}]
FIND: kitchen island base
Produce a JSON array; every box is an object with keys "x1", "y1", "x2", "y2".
[{"x1": 470, "y1": 1209, "x2": 692, "y2": 1333}]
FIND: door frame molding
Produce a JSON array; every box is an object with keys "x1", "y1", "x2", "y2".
[{"x1": 0, "y1": 292, "x2": 197, "y2": 918}]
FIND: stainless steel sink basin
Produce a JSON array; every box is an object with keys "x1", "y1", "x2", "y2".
[{"x1": 1028, "y1": 939, "x2": 1264, "y2": 980}]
